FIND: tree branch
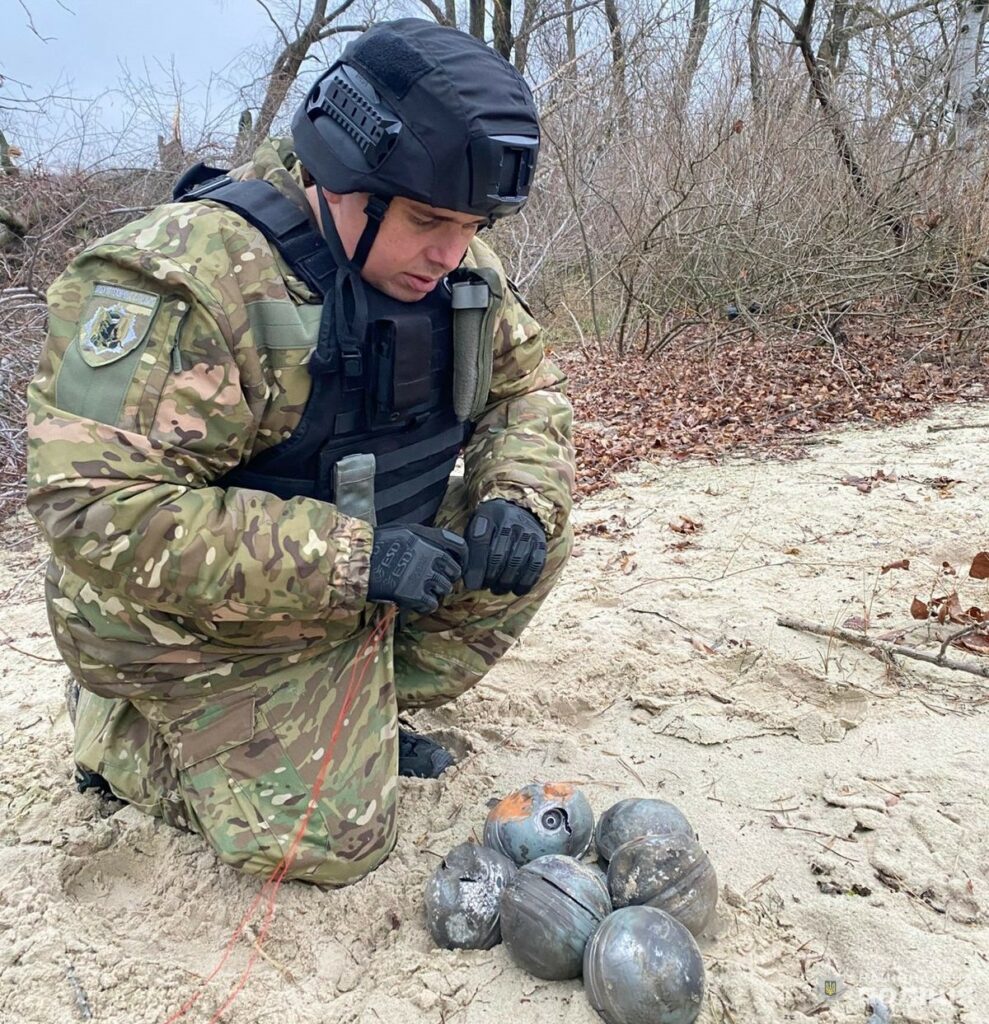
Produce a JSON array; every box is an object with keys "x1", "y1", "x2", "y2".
[
  {"x1": 415, "y1": 0, "x2": 453, "y2": 25},
  {"x1": 17, "y1": 0, "x2": 54, "y2": 42}
]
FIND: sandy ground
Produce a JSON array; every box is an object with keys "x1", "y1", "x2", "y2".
[{"x1": 2, "y1": 403, "x2": 988, "y2": 1024}]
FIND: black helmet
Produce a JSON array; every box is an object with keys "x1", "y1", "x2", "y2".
[{"x1": 292, "y1": 19, "x2": 540, "y2": 223}]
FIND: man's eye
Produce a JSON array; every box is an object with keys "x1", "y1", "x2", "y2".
[{"x1": 412, "y1": 217, "x2": 435, "y2": 228}]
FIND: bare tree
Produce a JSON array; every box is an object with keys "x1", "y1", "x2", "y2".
[
  {"x1": 515, "y1": 0, "x2": 541, "y2": 72},
  {"x1": 603, "y1": 0, "x2": 629, "y2": 123},
  {"x1": 768, "y1": 0, "x2": 899, "y2": 237},
  {"x1": 251, "y1": 0, "x2": 365, "y2": 143},
  {"x1": 748, "y1": 0, "x2": 765, "y2": 110},
  {"x1": 679, "y1": 0, "x2": 711, "y2": 107},
  {"x1": 493, "y1": 0, "x2": 515, "y2": 59},
  {"x1": 469, "y1": 0, "x2": 485, "y2": 39},
  {"x1": 815, "y1": 0, "x2": 852, "y2": 86},
  {"x1": 948, "y1": 0, "x2": 989, "y2": 150},
  {"x1": 565, "y1": 0, "x2": 578, "y2": 63}
]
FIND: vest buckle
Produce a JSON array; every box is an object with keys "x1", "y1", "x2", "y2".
[{"x1": 342, "y1": 351, "x2": 363, "y2": 378}]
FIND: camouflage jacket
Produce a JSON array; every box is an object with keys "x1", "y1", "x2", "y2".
[{"x1": 26, "y1": 140, "x2": 574, "y2": 693}]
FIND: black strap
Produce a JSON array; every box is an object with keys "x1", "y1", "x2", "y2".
[
  {"x1": 374, "y1": 422, "x2": 466, "y2": 473},
  {"x1": 177, "y1": 176, "x2": 338, "y2": 299},
  {"x1": 353, "y1": 195, "x2": 390, "y2": 268}
]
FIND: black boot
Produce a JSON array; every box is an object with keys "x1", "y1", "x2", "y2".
[
  {"x1": 74, "y1": 766, "x2": 120, "y2": 800},
  {"x1": 397, "y1": 728, "x2": 455, "y2": 779}
]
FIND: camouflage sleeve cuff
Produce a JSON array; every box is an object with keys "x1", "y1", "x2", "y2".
[{"x1": 328, "y1": 512, "x2": 375, "y2": 613}]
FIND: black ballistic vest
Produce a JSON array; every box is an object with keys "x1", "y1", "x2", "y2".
[{"x1": 175, "y1": 170, "x2": 471, "y2": 526}]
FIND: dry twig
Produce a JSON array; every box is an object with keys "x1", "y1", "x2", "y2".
[
  {"x1": 778, "y1": 616, "x2": 989, "y2": 679},
  {"x1": 926, "y1": 422, "x2": 989, "y2": 433}
]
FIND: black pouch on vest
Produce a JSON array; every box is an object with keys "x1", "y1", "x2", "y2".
[{"x1": 373, "y1": 315, "x2": 434, "y2": 420}]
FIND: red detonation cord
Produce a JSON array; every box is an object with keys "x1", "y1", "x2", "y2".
[{"x1": 162, "y1": 606, "x2": 395, "y2": 1024}]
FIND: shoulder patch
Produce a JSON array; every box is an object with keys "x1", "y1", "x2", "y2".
[{"x1": 77, "y1": 283, "x2": 160, "y2": 367}]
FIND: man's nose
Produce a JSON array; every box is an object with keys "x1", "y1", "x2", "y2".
[{"x1": 425, "y1": 229, "x2": 468, "y2": 272}]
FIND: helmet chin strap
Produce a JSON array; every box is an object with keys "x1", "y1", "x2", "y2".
[
  {"x1": 353, "y1": 195, "x2": 390, "y2": 269},
  {"x1": 314, "y1": 189, "x2": 390, "y2": 272},
  {"x1": 311, "y1": 188, "x2": 372, "y2": 380},
  {"x1": 315, "y1": 188, "x2": 352, "y2": 268}
]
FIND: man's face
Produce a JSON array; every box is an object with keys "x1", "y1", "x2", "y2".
[{"x1": 320, "y1": 190, "x2": 486, "y2": 302}]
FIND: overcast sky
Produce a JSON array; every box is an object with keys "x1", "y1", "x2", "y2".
[{"x1": 0, "y1": 0, "x2": 349, "y2": 167}]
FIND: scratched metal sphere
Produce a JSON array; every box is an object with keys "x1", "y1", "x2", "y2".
[
  {"x1": 607, "y1": 833, "x2": 718, "y2": 937},
  {"x1": 595, "y1": 799, "x2": 695, "y2": 863},
  {"x1": 583, "y1": 906, "x2": 705, "y2": 1024},
  {"x1": 500, "y1": 854, "x2": 613, "y2": 979},
  {"x1": 424, "y1": 842, "x2": 517, "y2": 950},
  {"x1": 483, "y1": 783, "x2": 594, "y2": 866}
]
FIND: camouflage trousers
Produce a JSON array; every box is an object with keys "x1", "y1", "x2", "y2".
[{"x1": 70, "y1": 478, "x2": 572, "y2": 886}]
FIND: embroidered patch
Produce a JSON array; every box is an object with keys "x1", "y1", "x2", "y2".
[{"x1": 77, "y1": 283, "x2": 160, "y2": 367}]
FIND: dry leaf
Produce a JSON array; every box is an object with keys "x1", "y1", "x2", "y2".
[
  {"x1": 842, "y1": 616, "x2": 869, "y2": 631},
  {"x1": 929, "y1": 476, "x2": 960, "y2": 495},
  {"x1": 969, "y1": 552, "x2": 989, "y2": 580},
  {"x1": 881, "y1": 559, "x2": 910, "y2": 574},
  {"x1": 669, "y1": 516, "x2": 703, "y2": 534},
  {"x1": 785, "y1": 547, "x2": 801, "y2": 555},
  {"x1": 841, "y1": 475, "x2": 873, "y2": 493},
  {"x1": 604, "y1": 548, "x2": 637, "y2": 574},
  {"x1": 689, "y1": 636, "x2": 718, "y2": 656},
  {"x1": 577, "y1": 515, "x2": 630, "y2": 538},
  {"x1": 942, "y1": 592, "x2": 968, "y2": 624},
  {"x1": 910, "y1": 597, "x2": 929, "y2": 620},
  {"x1": 840, "y1": 469, "x2": 896, "y2": 494},
  {"x1": 954, "y1": 632, "x2": 989, "y2": 656}
]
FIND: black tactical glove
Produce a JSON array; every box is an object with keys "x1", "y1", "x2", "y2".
[
  {"x1": 463, "y1": 499, "x2": 547, "y2": 597},
  {"x1": 367, "y1": 524, "x2": 468, "y2": 614}
]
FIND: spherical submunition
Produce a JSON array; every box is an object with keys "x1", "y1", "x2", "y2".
[
  {"x1": 424, "y1": 842, "x2": 517, "y2": 950},
  {"x1": 594, "y1": 798, "x2": 695, "y2": 862},
  {"x1": 483, "y1": 783, "x2": 594, "y2": 865},
  {"x1": 607, "y1": 833, "x2": 718, "y2": 937},
  {"x1": 500, "y1": 854, "x2": 612, "y2": 979},
  {"x1": 583, "y1": 905, "x2": 706, "y2": 1024}
]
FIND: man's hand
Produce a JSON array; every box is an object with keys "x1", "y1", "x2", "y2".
[
  {"x1": 463, "y1": 499, "x2": 547, "y2": 596},
  {"x1": 368, "y1": 525, "x2": 468, "y2": 614}
]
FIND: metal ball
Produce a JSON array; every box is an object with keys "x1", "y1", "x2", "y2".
[
  {"x1": 595, "y1": 798, "x2": 695, "y2": 862},
  {"x1": 583, "y1": 906, "x2": 705, "y2": 1024},
  {"x1": 607, "y1": 833, "x2": 718, "y2": 937},
  {"x1": 483, "y1": 783, "x2": 594, "y2": 866},
  {"x1": 423, "y1": 842, "x2": 517, "y2": 950},
  {"x1": 584, "y1": 859, "x2": 609, "y2": 891},
  {"x1": 500, "y1": 854, "x2": 612, "y2": 979}
]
